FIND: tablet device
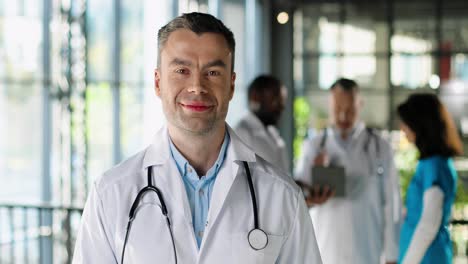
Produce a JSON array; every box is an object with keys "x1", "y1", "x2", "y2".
[{"x1": 311, "y1": 166, "x2": 346, "y2": 197}]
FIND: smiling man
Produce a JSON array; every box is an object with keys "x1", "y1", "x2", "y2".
[{"x1": 73, "y1": 12, "x2": 322, "y2": 263}]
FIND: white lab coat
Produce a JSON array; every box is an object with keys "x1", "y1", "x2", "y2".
[
  {"x1": 73, "y1": 125, "x2": 322, "y2": 264},
  {"x1": 294, "y1": 122, "x2": 401, "y2": 264},
  {"x1": 235, "y1": 112, "x2": 289, "y2": 172}
]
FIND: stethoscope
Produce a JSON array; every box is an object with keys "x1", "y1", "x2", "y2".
[
  {"x1": 319, "y1": 127, "x2": 384, "y2": 177},
  {"x1": 120, "y1": 161, "x2": 267, "y2": 264}
]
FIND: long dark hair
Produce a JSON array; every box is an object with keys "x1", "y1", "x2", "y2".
[{"x1": 397, "y1": 93, "x2": 463, "y2": 159}]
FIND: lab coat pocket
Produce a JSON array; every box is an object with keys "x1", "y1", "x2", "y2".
[{"x1": 231, "y1": 232, "x2": 284, "y2": 264}]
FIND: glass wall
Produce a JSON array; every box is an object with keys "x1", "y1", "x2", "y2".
[{"x1": 0, "y1": 0, "x2": 43, "y2": 202}]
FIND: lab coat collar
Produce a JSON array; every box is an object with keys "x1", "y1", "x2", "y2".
[
  {"x1": 142, "y1": 124, "x2": 256, "y2": 169},
  {"x1": 142, "y1": 126, "x2": 171, "y2": 168}
]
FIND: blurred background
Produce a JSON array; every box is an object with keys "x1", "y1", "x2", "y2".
[{"x1": 1, "y1": 0, "x2": 468, "y2": 263}]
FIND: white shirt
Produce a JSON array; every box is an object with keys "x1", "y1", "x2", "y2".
[
  {"x1": 235, "y1": 112, "x2": 289, "y2": 172},
  {"x1": 73, "y1": 125, "x2": 322, "y2": 264},
  {"x1": 294, "y1": 122, "x2": 402, "y2": 264}
]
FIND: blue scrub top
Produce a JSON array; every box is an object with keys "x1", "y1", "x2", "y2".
[{"x1": 399, "y1": 155, "x2": 457, "y2": 264}]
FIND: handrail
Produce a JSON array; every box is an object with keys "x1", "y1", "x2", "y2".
[
  {"x1": 0, "y1": 203, "x2": 83, "y2": 263},
  {"x1": 0, "y1": 202, "x2": 83, "y2": 212}
]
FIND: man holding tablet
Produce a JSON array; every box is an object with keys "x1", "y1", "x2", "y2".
[{"x1": 294, "y1": 78, "x2": 402, "y2": 264}]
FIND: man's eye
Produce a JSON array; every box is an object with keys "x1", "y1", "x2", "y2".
[
  {"x1": 207, "y1": 71, "x2": 220, "y2": 76},
  {"x1": 175, "y1": 69, "x2": 188, "y2": 74}
]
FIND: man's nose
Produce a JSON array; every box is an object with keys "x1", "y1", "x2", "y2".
[
  {"x1": 338, "y1": 111, "x2": 346, "y2": 122},
  {"x1": 187, "y1": 74, "x2": 207, "y2": 94}
]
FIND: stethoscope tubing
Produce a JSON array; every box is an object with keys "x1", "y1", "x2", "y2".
[{"x1": 121, "y1": 161, "x2": 265, "y2": 263}]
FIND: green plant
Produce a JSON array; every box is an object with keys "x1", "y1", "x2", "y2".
[
  {"x1": 394, "y1": 141, "x2": 418, "y2": 202},
  {"x1": 293, "y1": 97, "x2": 311, "y2": 162}
]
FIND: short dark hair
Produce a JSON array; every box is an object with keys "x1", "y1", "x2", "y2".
[
  {"x1": 330, "y1": 78, "x2": 359, "y2": 92},
  {"x1": 157, "y1": 12, "x2": 236, "y2": 70},
  {"x1": 397, "y1": 93, "x2": 463, "y2": 158},
  {"x1": 247, "y1": 75, "x2": 282, "y2": 99}
]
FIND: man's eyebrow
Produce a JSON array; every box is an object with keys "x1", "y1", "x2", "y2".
[
  {"x1": 169, "y1": 58, "x2": 192, "y2": 67},
  {"x1": 202, "y1": 59, "x2": 226, "y2": 70}
]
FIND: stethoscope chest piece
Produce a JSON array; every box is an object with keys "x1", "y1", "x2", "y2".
[
  {"x1": 248, "y1": 228, "x2": 268, "y2": 250},
  {"x1": 377, "y1": 165, "x2": 384, "y2": 176}
]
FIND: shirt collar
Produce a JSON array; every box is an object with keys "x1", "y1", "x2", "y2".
[
  {"x1": 142, "y1": 124, "x2": 256, "y2": 171},
  {"x1": 168, "y1": 130, "x2": 230, "y2": 178}
]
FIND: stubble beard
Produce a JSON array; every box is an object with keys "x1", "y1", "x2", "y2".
[{"x1": 166, "y1": 105, "x2": 228, "y2": 137}]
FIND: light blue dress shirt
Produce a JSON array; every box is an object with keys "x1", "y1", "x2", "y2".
[{"x1": 169, "y1": 132, "x2": 230, "y2": 248}]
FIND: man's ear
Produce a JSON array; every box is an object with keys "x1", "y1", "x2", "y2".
[
  {"x1": 357, "y1": 94, "x2": 364, "y2": 108},
  {"x1": 154, "y1": 69, "x2": 161, "y2": 97},
  {"x1": 229, "y1": 72, "x2": 236, "y2": 100}
]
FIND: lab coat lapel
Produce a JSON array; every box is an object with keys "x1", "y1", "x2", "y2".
[
  {"x1": 201, "y1": 126, "x2": 256, "y2": 252},
  {"x1": 142, "y1": 127, "x2": 195, "y2": 237}
]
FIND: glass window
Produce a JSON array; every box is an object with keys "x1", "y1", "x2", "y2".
[
  {"x1": 119, "y1": 0, "x2": 171, "y2": 158},
  {"x1": 450, "y1": 54, "x2": 468, "y2": 82},
  {"x1": 301, "y1": 4, "x2": 341, "y2": 53},
  {"x1": 0, "y1": 83, "x2": 42, "y2": 202},
  {"x1": 344, "y1": 2, "x2": 388, "y2": 54},
  {"x1": 301, "y1": 56, "x2": 386, "y2": 90},
  {"x1": 391, "y1": 54, "x2": 436, "y2": 89},
  {"x1": 441, "y1": 17, "x2": 468, "y2": 52},
  {"x1": 86, "y1": 83, "x2": 113, "y2": 182},
  {"x1": 223, "y1": 0, "x2": 246, "y2": 125},
  {"x1": 0, "y1": 0, "x2": 43, "y2": 80},
  {"x1": 120, "y1": 84, "x2": 145, "y2": 158},
  {"x1": 121, "y1": 0, "x2": 144, "y2": 83},
  {"x1": 86, "y1": 0, "x2": 113, "y2": 82},
  {"x1": 392, "y1": 2, "x2": 437, "y2": 54}
]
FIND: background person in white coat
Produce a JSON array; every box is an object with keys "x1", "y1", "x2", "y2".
[
  {"x1": 295, "y1": 78, "x2": 401, "y2": 264},
  {"x1": 235, "y1": 75, "x2": 289, "y2": 172},
  {"x1": 73, "y1": 12, "x2": 322, "y2": 264}
]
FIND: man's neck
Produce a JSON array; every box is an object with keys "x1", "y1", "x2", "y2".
[{"x1": 168, "y1": 124, "x2": 226, "y2": 176}]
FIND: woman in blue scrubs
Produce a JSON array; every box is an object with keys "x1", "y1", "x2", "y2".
[{"x1": 397, "y1": 93, "x2": 463, "y2": 264}]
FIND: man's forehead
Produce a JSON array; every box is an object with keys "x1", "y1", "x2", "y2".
[
  {"x1": 160, "y1": 29, "x2": 232, "y2": 64},
  {"x1": 164, "y1": 29, "x2": 230, "y2": 51}
]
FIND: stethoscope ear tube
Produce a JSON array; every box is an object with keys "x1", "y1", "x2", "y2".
[{"x1": 122, "y1": 167, "x2": 175, "y2": 264}]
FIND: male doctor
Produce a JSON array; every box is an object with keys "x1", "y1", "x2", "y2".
[
  {"x1": 73, "y1": 12, "x2": 322, "y2": 263},
  {"x1": 295, "y1": 78, "x2": 401, "y2": 264},
  {"x1": 235, "y1": 75, "x2": 289, "y2": 172}
]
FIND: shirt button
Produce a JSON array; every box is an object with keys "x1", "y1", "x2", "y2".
[
  {"x1": 188, "y1": 167, "x2": 193, "y2": 173},
  {"x1": 199, "y1": 189, "x2": 204, "y2": 196},
  {"x1": 198, "y1": 231, "x2": 204, "y2": 237}
]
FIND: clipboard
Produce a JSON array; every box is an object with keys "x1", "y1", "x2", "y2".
[{"x1": 311, "y1": 166, "x2": 346, "y2": 197}]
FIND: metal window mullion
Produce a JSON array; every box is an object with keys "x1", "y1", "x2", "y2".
[
  {"x1": 23, "y1": 208, "x2": 28, "y2": 264},
  {"x1": 8, "y1": 207, "x2": 14, "y2": 263},
  {"x1": 113, "y1": 0, "x2": 122, "y2": 164},
  {"x1": 245, "y1": 0, "x2": 257, "y2": 83},
  {"x1": 435, "y1": 0, "x2": 442, "y2": 96},
  {"x1": 172, "y1": 0, "x2": 179, "y2": 17},
  {"x1": 387, "y1": 0, "x2": 394, "y2": 129},
  {"x1": 209, "y1": 0, "x2": 221, "y2": 18},
  {"x1": 42, "y1": 0, "x2": 54, "y2": 263}
]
